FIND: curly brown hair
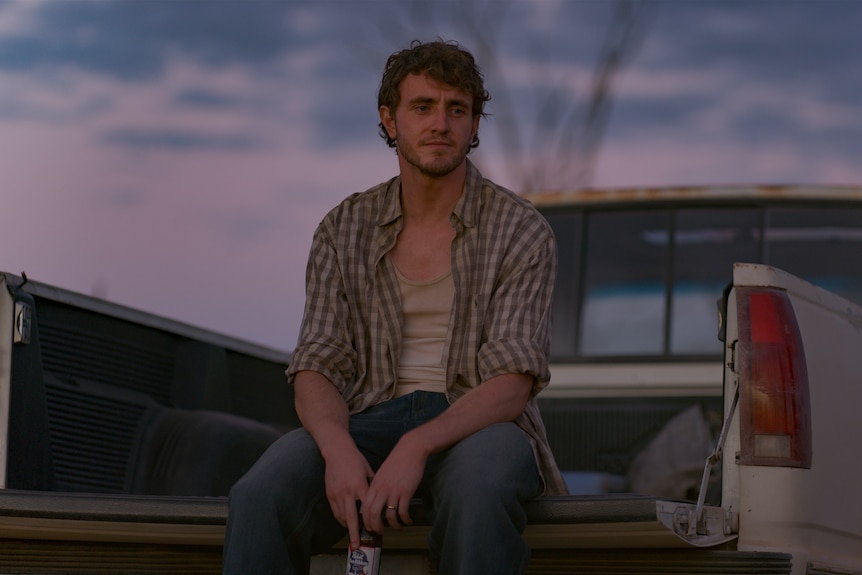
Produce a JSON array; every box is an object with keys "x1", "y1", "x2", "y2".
[{"x1": 377, "y1": 39, "x2": 490, "y2": 150}]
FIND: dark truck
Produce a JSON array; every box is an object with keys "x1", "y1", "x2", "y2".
[{"x1": 0, "y1": 270, "x2": 295, "y2": 573}]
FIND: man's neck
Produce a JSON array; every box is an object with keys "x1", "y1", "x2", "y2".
[{"x1": 398, "y1": 160, "x2": 467, "y2": 224}]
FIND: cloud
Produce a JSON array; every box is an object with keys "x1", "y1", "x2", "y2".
[
  {"x1": 3, "y1": 0, "x2": 862, "y2": 353},
  {"x1": 0, "y1": 0, "x2": 308, "y2": 79},
  {"x1": 0, "y1": 0, "x2": 45, "y2": 37},
  {"x1": 101, "y1": 128, "x2": 268, "y2": 152},
  {"x1": 0, "y1": 66, "x2": 114, "y2": 122},
  {"x1": 93, "y1": 187, "x2": 149, "y2": 210},
  {"x1": 173, "y1": 88, "x2": 243, "y2": 109}
]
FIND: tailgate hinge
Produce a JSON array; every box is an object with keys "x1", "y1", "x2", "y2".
[{"x1": 659, "y1": 502, "x2": 738, "y2": 547}]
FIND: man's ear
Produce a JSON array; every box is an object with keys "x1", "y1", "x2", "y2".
[{"x1": 379, "y1": 106, "x2": 396, "y2": 140}]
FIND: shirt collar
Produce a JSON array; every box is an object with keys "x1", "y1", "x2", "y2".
[
  {"x1": 452, "y1": 158, "x2": 483, "y2": 229},
  {"x1": 376, "y1": 159, "x2": 484, "y2": 229},
  {"x1": 376, "y1": 175, "x2": 402, "y2": 227}
]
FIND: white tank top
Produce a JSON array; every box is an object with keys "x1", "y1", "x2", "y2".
[{"x1": 393, "y1": 265, "x2": 454, "y2": 398}]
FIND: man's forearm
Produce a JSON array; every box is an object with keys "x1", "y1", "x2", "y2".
[
  {"x1": 294, "y1": 370, "x2": 374, "y2": 547},
  {"x1": 402, "y1": 372, "x2": 532, "y2": 458},
  {"x1": 294, "y1": 370, "x2": 354, "y2": 460}
]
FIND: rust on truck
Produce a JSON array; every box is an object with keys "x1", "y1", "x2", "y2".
[{"x1": 522, "y1": 184, "x2": 862, "y2": 208}]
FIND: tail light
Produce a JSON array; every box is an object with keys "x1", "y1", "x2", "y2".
[{"x1": 736, "y1": 286, "x2": 812, "y2": 468}]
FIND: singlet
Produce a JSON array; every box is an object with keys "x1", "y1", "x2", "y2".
[{"x1": 393, "y1": 265, "x2": 455, "y2": 398}]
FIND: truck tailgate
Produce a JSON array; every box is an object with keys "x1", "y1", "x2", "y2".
[
  {"x1": 0, "y1": 491, "x2": 733, "y2": 548},
  {"x1": 0, "y1": 490, "x2": 752, "y2": 574}
]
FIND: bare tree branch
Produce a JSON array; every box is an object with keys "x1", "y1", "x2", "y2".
[
  {"x1": 356, "y1": 0, "x2": 657, "y2": 192},
  {"x1": 561, "y1": 0, "x2": 658, "y2": 190}
]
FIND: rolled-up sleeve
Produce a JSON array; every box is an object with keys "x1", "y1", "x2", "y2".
[
  {"x1": 477, "y1": 226, "x2": 556, "y2": 394},
  {"x1": 286, "y1": 222, "x2": 356, "y2": 393}
]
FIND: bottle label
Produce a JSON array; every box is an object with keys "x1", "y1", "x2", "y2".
[{"x1": 346, "y1": 544, "x2": 380, "y2": 575}]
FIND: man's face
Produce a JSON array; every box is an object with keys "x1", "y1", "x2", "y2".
[{"x1": 380, "y1": 73, "x2": 480, "y2": 179}]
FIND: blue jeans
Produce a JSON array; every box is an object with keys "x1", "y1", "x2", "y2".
[{"x1": 222, "y1": 391, "x2": 540, "y2": 575}]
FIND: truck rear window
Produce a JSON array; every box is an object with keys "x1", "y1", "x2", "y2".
[{"x1": 543, "y1": 202, "x2": 862, "y2": 361}]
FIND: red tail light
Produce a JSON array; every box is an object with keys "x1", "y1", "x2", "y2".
[{"x1": 736, "y1": 287, "x2": 812, "y2": 468}]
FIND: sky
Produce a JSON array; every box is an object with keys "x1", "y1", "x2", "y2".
[{"x1": 2, "y1": 0, "x2": 861, "y2": 353}]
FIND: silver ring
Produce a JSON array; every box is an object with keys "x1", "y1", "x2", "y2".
[{"x1": 386, "y1": 505, "x2": 397, "y2": 510}]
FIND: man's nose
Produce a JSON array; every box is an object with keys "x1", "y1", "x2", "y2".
[{"x1": 430, "y1": 108, "x2": 450, "y2": 131}]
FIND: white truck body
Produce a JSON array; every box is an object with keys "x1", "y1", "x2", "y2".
[{"x1": 721, "y1": 263, "x2": 862, "y2": 574}]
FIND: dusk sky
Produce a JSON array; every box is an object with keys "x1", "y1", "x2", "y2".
[{"x1": 2, "y1": 0, "x2": 861, "y2": 353}]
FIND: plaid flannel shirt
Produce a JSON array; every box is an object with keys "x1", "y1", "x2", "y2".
[{"x1": 287, "y1": 160, "x2": 567, "y2": 495}]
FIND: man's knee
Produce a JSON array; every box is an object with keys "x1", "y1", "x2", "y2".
[
  {"x1": 442, "y1": 423, "x2": 535, "y2": 480},
  {"x1": 429, "y1": 423, "x2": 539, "y2": 508},
  {"x1": 230, "y1": 428, "x2": 324, "y2": 506}
]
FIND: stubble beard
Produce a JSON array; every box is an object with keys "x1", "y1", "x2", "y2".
[{"x1": 397, "y1": 136, "x2": 472, "y2": 179}]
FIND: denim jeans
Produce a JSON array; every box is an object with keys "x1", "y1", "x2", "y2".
[{"x1": 222, "y1": 391, "x2": 540, "y2": 575}]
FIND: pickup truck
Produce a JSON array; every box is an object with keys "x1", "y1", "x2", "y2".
[{"x1": 1, "y1": 261, "x2": 860, "y2": 575}]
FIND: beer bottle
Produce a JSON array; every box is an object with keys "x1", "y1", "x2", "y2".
[{"x1": 346, "y1": 519, "x2": 381, "y2": 575}]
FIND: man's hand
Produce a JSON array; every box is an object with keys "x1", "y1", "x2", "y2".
[
  {"x1": 294, "y1": 370, "x2": 373, "y2": 550},
  {"x1": 361, "y1": 433, "x2": 428, "y2": 533},
  {"x1": 322, "y1": 442, "x2": 375, "y2": 549}
]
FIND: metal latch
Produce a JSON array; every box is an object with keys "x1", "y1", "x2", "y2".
[
  {"x1": 659, "y1": 502, "x2": 738, "y2": 547},
  {"x1": 14, "y1": 301, "x2": 32, "y2": 344}
]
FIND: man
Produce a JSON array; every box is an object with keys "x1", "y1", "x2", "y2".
[{"x1": 223, "y1": 39, "x2": 567, "y2": 575}]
